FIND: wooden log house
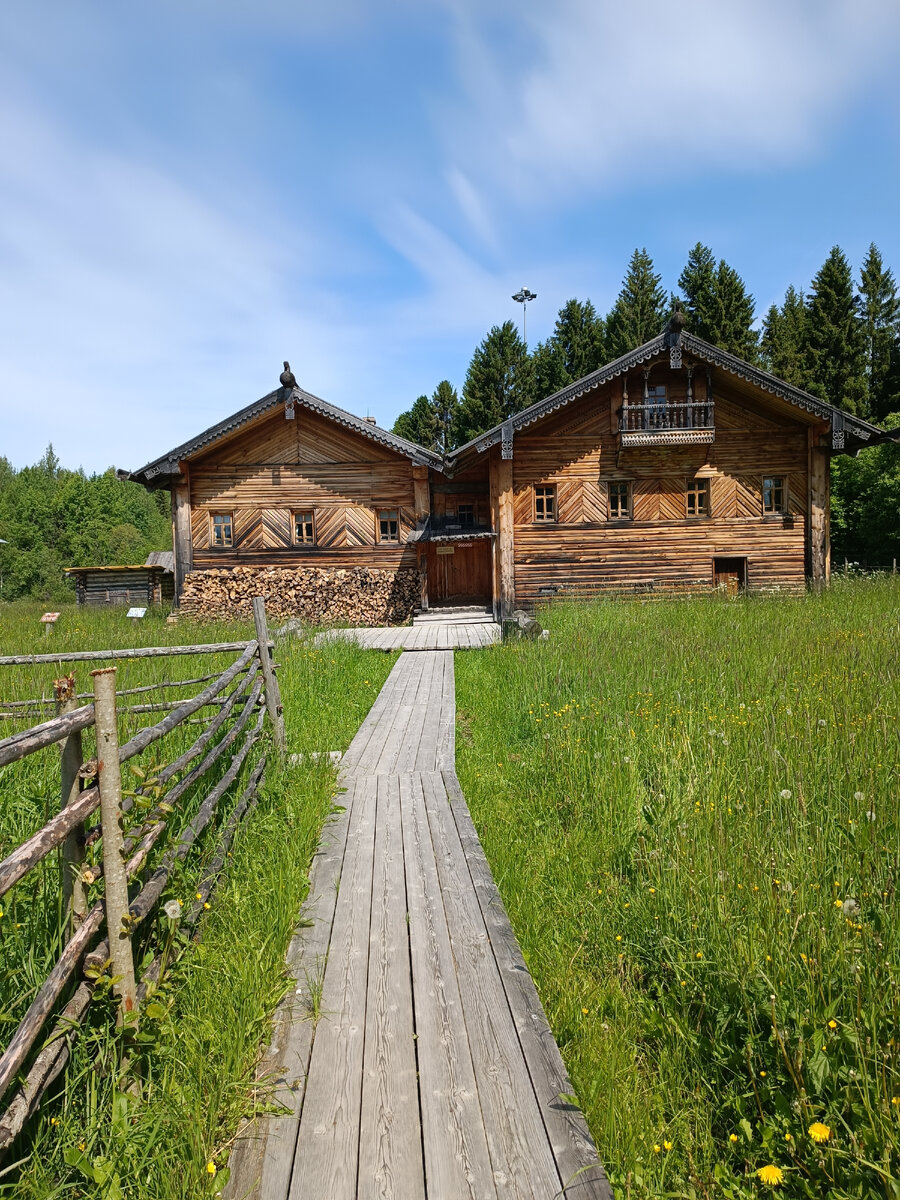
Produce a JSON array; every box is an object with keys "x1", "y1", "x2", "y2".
[{"x1": 130, "y1": 327, "x2": 884, "y2": 622}]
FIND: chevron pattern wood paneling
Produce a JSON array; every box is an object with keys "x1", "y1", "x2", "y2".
[
  {"x1": 345, "y1": 505, "x2": 375, "y2": 546},
  {"x1": 736, "y1": 475, "x2": 761, "y2": 519},
  {"x1": 556, "y1": 479, "x2": 583, "y2": 525},
  {"x1": 191, "y1": 509, "x2": 209, "y2": 550},
  {"x1": 789, "y1": 476, "x2": 806, "y2": 517},
  {"x1": 315, "y1": 507, "x2": 347, "y2": 548},
  {"x1": 583, "y1": 481, "x2": 607, "y2": 524},
  {"x1": 400, "y1": 507, "x2": 416, "y2": 540},
  {"x1": 658, "y1": 477, "x2": 685, "y2": 522},
  {"x1": 633, "y1": 478, "x2": 659, "y2": 522},
  {"x1": 262, "y1": 508, "x2": 292, "y2": 548},
  {"x1": 233, "y1": 508, "x2": 263, "y2": 549},
  {"x1": 709, "y1": 474, "x2": 737, "y2": 519},
  {"x1": 514, "y1": 488, "x2": 533, "y2": 526}
]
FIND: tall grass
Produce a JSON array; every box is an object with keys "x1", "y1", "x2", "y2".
[
  {"x1": 0, "y1": 602, "x2": 395, "y2": 1196},
  {"x1": 455, "y1": 578, "x2": 900, "y2": 1199}
]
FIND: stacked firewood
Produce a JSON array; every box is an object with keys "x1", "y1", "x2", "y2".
[{"x1": 180, "y1": 566, "x2": 420, "y2": 626}]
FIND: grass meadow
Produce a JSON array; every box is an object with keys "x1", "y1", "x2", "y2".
[
  {"x1": 0, "y1": 602, "x2": 394, "y2": 1198},
  {"x1": 455, "y1": 578, "x2": 900, "y2": 1199}
]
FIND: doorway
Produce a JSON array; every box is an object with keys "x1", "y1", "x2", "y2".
[
  {"x1": 713, "y1": 557, "x2": 747, "y2": 595},
  {"x1": 426, "y1": 540, "x2": 492, "y2": 606}
]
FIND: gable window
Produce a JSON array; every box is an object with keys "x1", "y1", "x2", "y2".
[
  {"x1": 535, "y1": 485, "x2": 556, "y2": 522},
  {"x1": 378, "y1": 510, "x2": 400, "y2": 543},
  {"x1": 294, "y1": 511, "x2": 315, "y2": 544},
  {"x1": 458, "y1": 503, "x2": 475, "y2": 528},
  {"x1": 211, "y1": 512, "x2": 233, "y2": 548},
  {"x1": 609, "y1": 481, "x2": 632, "y2": 520},
  {"x1": 762, "y1": 476, "x2": 786, "y2": 515},
  {"x1": 686, "y1": 480, "x2": 709, "y2": 518}
]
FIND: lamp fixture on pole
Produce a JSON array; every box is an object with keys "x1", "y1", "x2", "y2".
[{"x1": 512, "y1": 286, "x2": 537, "y2": 347}]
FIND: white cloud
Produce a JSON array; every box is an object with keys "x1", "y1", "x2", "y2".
[{"x1": 443, "y1": 0, "x2": 900, "y2": 199}]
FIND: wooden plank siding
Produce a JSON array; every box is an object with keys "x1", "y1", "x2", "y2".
[
  {"x1": 505, "y1": 375, "x2": 812, "y2": 606},
  {"x1": 186, "y1": 407, "x2": 421, "y2": 571}
]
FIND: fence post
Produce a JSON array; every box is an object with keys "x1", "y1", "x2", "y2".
[
  {"x1": 91, "y1": 668, "x2": 138, "y2": 1027},
  {"x1": 54, "y1": 673, "x2": 88, "y2": 934},
  {"x1": 252, "y1": 597, "x2": 286, "y2": 755}
]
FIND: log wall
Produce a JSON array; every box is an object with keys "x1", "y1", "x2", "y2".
[{"x1": 507, "y1": 371, "x2": 813, "y2": 607}]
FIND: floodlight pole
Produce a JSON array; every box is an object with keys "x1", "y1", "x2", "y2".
[{"x1": 512, "y1": 287, "x2": 537, "y2": 347}]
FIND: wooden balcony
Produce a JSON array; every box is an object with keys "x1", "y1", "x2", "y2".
[{"x1": 619, "y1": 400, "x2": 715, "y2": 447}]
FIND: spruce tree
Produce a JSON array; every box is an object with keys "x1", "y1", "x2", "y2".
[
  {"x1": 678, "y1": 243, "x2": 717, "y2": 340},
  {"x1": 532, "y1": 298, "x2": 606, "y2": 400},
  {"x1": 430, "y1": 380, "x2": 461, "y2": 453},
  {"x1": 455, "y1": 320, "x2": 533, "y2": 444},
  {"x1": 606, "y1": 249, "x2": 667, "y2": 358},
  {"x1": 392, "y1": 394, "x2": 437, "y2": 449},
  {"x1": 859, "y1": 243, "x2": 900, "y2": 422},
  {"x1": 760, "y1": 286, "x2": 808, "y2": 387},
  {"x1": 711, "y1": 260, "x2": 758, "y2": 361},
  {"x1": 804, "y1": 246, "x2": 868, "y2": 416}
]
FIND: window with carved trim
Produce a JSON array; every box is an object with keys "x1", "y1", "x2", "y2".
[
  {"x1": 293, "y1": 511, "x2": 315, "y2": 544},
  {"x1": 609, "y1": 481, "x2": 632, "y2": 519},
  {"x1": 378, "y1": 510, "x2": 400, "y2": 543},
  {"x1": 211, "y1": 512, "x2": 233, "y2": 547},
  {"x1": 762, "y1": 476, "x2": 786, "y2": 515},
  {"x1": 535, "y1": 485, "x2": 556, "y2": 522},
  {"x1": 686, "y1": 480, "x2": 709, "y2": 518}
]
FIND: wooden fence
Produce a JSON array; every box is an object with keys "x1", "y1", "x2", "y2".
[{"x1": 0, "y1": 598, "x2": 285, "y2": 1151}]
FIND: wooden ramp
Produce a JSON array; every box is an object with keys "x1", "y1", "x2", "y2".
[{"x1": 226, "y1": 651, "x2": 610, "y2": 1200}]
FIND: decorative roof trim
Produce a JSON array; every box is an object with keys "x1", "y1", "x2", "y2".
[
  {"x1": 449, "y1": 332, "x2": 881, "y2": 462},
  {"x1": 131, "y1": 385, "x2": 445, "y2": 485}
]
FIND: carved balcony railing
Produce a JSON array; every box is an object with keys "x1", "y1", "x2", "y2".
[{"x1": 619, "y1": 400, "x2": 715, "y2": 447}]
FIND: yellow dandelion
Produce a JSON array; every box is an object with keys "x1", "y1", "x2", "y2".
[
  {"x1": 206, "y1": 1161, "x2": 217, "y2": 1176},
  {"x1": 615, "y1": 935, "x2": 622, "y2": 942},
  {"x1": 696, "y1": 951, "x2": 703, "y2": 959},
  {"x1": 653, "y1": 1144, "x2": 661, "y2": 1154},
  {"x1": 760, "y1": 1071, "x2": 767, "y2": 1078},
  {"x1": 756, "y1": 1164, "x2": 784, "y2": 1186},
  {"x1": 785, "y1": 1133, "x2": 792, "y2": 1141},
  {"x1": 196, "y1": 892, "x2": 203, "y2": 900},
  {"x1": 808, "y1": 1122, "x2": 831, "y2": 1144},
  {"x1": 729, "y1": 1133, "x2": 738, "y2": 1143},
  {"x1": 581, "y1": 1007, "x2": 588, "y2": 1015},
  {"x1": 828, "y1": 1019, "x2": 837, "y2": 1029},
  {"x1": 204, "y1": 902, "x2": 211, "y2": 910},
  {"x1": 663, "y1": 1140, "x2": 672, "y2": 1151}
]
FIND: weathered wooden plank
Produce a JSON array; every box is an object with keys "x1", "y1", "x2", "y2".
[
  {"x1": 421, "y1": 771, "x2": 562, "y2": 1198},
  {"x1": 399, "y1": 772, "x2": 498, "y2": 1200},
  {"x1": 358, "y1": 775, "x2": 425, "y2": 1199},
  {"x1": 290, "y1": 774, "x2": 378, "y2": 1200},
  {"x1": 442, "y1": 770, "x2": 612, "y2": 1199}
]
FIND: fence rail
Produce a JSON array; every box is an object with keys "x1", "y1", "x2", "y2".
[{"x1": 0, "y1": 603, "x2": 286, "y2": 1152}]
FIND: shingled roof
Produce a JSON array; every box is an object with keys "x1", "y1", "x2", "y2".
[
  {"x1": 445, "y1": 331, "x2": 885, "y2": 467},
  {"x1": 130, "y1": 384, "x2": 445, "y2": 488}
]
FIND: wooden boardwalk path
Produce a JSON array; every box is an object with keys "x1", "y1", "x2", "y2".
[
  {"x1": 316, "y1": 622, "x2": 500, "y2": 652},
  {"x1": 226, "y1": 651, "x2": 610, "y2": 1200}
]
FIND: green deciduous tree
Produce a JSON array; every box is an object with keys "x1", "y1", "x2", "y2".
[
  {"x1": 831, "y1": 417, "x2": 900, "y2": 564},
  {"x1": 606, "y1": 248, "x2": 668, "y2": 359},
  {"x1": 804, "y1": 246, "x2": 868, "y2": 416},
  {"x1": 859, "y1": 243, "x2": 900, "y2": 423},
  {"x1": 455, "y1": 320, "x2": 533, "y2": 444}
]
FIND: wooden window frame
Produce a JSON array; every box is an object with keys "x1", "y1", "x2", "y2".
[
  {"x1": 608, "y1": 480, "x2": 632, "y2": 520},
  {"x1": 457, "y1": 503, "x2": 475, "y2": 529},
  {"x1": 377, "y1": 509, "x2": 400, "y2": 544},
  {"x1": 210, "y1": 511, "x2": 233, "y2": 548},
  {"x1": 293, "y1": 510, "x2": 316, "y2": 545},
  {"x1": 762, "y1": 475, "x2": 787, "y2": 516},
  {"x1": 685, "y1": 479, "x2": 710, "y2": 519},
  {"x1": 534, "y1": 484, "x2": 557, "y2": 523}
]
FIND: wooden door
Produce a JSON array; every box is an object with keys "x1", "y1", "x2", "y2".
[
  {"x1": 426, "y1": 541, "x2": 492, "y2": 605},
  {"x1": 713, "y1": 557, "x2": 746, "y2": 595}
]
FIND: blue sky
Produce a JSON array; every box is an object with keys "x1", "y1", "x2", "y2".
[{"x1": 1, "y1": 0, "x2": 899, "y2": 472}]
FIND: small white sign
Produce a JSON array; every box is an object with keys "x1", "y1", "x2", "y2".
[
  {"x1": 40, "y1": 612, "x2": 60, "y2": 624},
  {"x1": 126, "y1": 607, "x2": 147, "y2": 619},
  {"x1": 436, "y1": 545, "x2": 455, "y2": 556}
]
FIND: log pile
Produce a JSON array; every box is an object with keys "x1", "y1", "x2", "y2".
[{"x1": 180, "y1": 566, "x2": 420, "y2": 626}]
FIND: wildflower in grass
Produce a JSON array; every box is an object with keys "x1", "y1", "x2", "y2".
[
  {"x1": 207, "y1": 1161, "x2": 217, "y2": 1176},
  {"x1": 756, "y1": 1164, "x2": 784, "y2": 1186},
  {"x1": 828, "y1": 1019, "x2": 837, "y2": 1029},
  {"x1": 582, "y1": 1007, "x2": 588, "y2": 1015},
  {"x1": 729, "y1": 1133, "x2": 738, "y2": 1143},
  {"x1": 616, "y1": 935, "x2": 622, "y2": 942},
  {"x1": 779, "y1": 789, "x2": 791, "y2": 800},
  {"x1": 663, "y1": 1140, "x2": 672, "y2": 1151},
  {"x1": 695, "y1": 951, "x2": 702, "y2": 959},
  {"x1": 164, "y1": 900, "x2": 181, "y2": 921},
  {"x1": 854, "y1": 791, "x2": 865, "y2": 801},
  {"x1": 808, "y1": 1122, "x2": 831, "y2": 1143},
  {"x1": 760, "y1": 1071, "x2": 767, "y2": 1078},
  {"x1": 196, "y1": 892, "x2": 203, "y2": 901},
  {"x1": 204, "y1": 902, "x2": 211, "y2": 910},
  {"x1": 653, "y1": 1144, "x2": 661, "y2": 1154},
  {"x1": 842, "y1": 898, "x2": 860, "y2": 918}
]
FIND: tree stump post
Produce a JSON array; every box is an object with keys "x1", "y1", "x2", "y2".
[
  {"x1": 55, "y1": 673, "x2": 88, "y2": 934},
  {"x1": 91, "y1": 668, "x2": 138, "y2": 1028},
  {"x1": 252, "y1": 597, "x2": 286, "y2": 755}
]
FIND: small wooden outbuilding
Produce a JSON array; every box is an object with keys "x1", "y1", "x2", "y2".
[{"x1": 66, "y1": 553, "x2": 175, "y2": 607}]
